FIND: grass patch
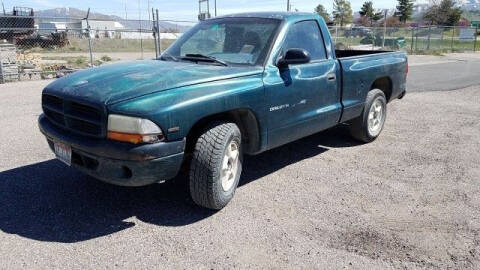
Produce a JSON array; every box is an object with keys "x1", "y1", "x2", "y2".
[{"x1": 41, "y1": 56, "x2": 90, "y2": 69}]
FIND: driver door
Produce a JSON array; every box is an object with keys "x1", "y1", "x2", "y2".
[{"x1": 264, "y1": 20, "x2": 341, "y2": 149}]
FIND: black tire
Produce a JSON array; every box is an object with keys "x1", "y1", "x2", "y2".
[
  {"x1": 189, "y1": 122, "x2": 243, "y2": 210},
  {"x1": 349, "y1": 89, "x2": 387, "y2": 143}
]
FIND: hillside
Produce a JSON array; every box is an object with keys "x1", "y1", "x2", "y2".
[{"x1": 35, "y1": 7, "x2": 190, "y2": 31}]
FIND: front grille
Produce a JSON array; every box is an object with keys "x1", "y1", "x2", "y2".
[{"x1": 42, "y1": 94, "x2": 105, "y2": 137}]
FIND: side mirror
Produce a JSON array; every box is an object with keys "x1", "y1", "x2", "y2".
[{"x1": 276, "y1": 48, "x2": 311, "y2": 67}]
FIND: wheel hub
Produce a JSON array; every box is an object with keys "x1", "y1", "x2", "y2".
[
  {"x1": 367, "y1": 99, "x2": 385, "y2": 137},
  {"x1": 221, "y1": 141, "x2": 240, "y2": 192}
]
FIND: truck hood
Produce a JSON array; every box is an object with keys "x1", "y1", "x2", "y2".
[{"x1": 43, "y1": 60, "x2": 263, "y2": 105}]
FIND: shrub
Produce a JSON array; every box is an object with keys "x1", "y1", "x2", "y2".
[{"x1": 101, "y1": 55, "x2": 112, "y2": 62}]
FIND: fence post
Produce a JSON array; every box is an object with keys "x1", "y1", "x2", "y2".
[
  {"x1": 410, "y1": 27, "x2": 415, "y2": 53},
  {"x1": 475, "y1": 26, "x2": 478, "y2": 52},
  {"x1": 451, "y1": 26, "x2": 455, "y2": 52},
  {"x1": 335, "y1": 24, "x2": 338, "y2": 44},
  {"x1": 0, "y1": 59, "x2": 4, "y2": 84},
  {"x1": 382, "y1": 26, "x2": 386, "y2": 48},
  {"x1": 427, "y1": 25, "x2": 432, "y2": 51},
  {"x1": 152, "y1": 8, "x2": 158, "y2": 58},
  {"x1": 347, "y1": 26, "x2": 350, "y2": 49},
  {"x1": 139, "y1": 22, "x2": 144, "y2": 59},
  {"x1": 415, "y1": 26, "x2": 419, "y2": 52},
  {"x1": 85, "y1": 8, "x2": 94, "y2": 67},
  {"x1": 382, "y1": 10, "x2": 387, "y2": 48},
  {"x1": 156, "y1": 9, "x2": 162, "y2": 53},
  {"x1": 440, "y1": 27, "x2": 444, "y2": 52}
]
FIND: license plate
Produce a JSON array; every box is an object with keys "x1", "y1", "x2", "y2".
[{"x1": 54, "y1": 142, "x2": 72, "y2": 166}]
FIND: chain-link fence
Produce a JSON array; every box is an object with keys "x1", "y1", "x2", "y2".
[
  {"x1": 0, "y1": 9, "x2": 194, "y2": 83},
  {"x1": 328, "y1": 25, "x2": 480, "y2": 54},
  {"x1": 2, "y1": 10, "x2": 479, "y2": 84}
]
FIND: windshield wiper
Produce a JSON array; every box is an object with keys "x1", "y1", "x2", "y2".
[
  {"x1": 159, "y1": 52, "x2": 179, "y2": 62},
  {"x1": 182, "y1": 54, "x2": 228, "y2": 66}
]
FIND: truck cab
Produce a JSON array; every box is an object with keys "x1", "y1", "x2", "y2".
[{"x1": 39, "y1": 12, "x2": 407, "y2": 210}]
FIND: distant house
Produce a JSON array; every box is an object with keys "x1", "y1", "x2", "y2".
[
  {"x1": 117, "y1": 32, "x2": 182, "y2": 40},
  {"x1": 81, "y1": 20, "x2": 124, "y2": 38},
  {"x1": 462, "y1": 12, "x2": 480, "y2": 28},
  {"x1": 116, "y1": 32, "x2": 154, "y2": 40},
  {"x1": 37, "y1": 21, "x2": 82, "y2": 35}
]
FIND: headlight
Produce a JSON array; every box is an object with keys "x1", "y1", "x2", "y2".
[{"x1": 107, "y1": 114, "x2": 164, "y2": 144}]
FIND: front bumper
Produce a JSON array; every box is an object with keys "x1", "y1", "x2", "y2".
[{"x1": 38, "y1": 114, "x2": 185, "y2": 187}]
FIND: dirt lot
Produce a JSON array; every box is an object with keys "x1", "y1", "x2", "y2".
[{"x1": 0, "y1": 80, "x2": 479, "y2": 269}]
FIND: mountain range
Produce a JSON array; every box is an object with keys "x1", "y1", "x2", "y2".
[{"x1": 35, "y1": 7, "x2": 191, "y2": 31}]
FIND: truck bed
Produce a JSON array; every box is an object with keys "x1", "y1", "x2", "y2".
[
  {"x1": 336, "y1": 50, "x2": 408, "y2": 123},
  {"x1": 335, "y1": 50, "x2": 393, "y2": 59}
]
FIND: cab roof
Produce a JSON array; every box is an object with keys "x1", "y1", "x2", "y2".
[{"x1": 215, "y1": 12, "x2": 320, "y2": 22}]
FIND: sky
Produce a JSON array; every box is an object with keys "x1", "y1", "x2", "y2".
[{"x1": 1, "y1": 0, "x2": 427, "y2": 22}]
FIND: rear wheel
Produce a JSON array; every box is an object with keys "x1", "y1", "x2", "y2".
[
  {"x1": 189, "y1": 122, "x2": 243, "y2": 210},
  {"x1": 349, "y1": 89, "x2": 387, "y2": 143}
]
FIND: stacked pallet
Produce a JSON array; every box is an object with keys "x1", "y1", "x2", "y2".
[{"x1": 0, "y1": 43, "x2": 19, "y2": 83}]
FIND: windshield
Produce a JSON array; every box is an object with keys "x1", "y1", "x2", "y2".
[{"x1": 163, "y1": 17, "x2": 281, "y2": 66}]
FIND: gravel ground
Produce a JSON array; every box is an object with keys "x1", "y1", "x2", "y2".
[{"x1": 0, "y1": 80, "x2": 479, "y2": 269}]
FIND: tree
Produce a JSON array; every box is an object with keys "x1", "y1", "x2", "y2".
[
  {"x1": 396, "y1": 0, "x2": 414, "y2": 24},
  {"x1": 355, "y1": 16, "x2": 370, "y2": 26},
  {"x1": 315, "y1": 4, "x2": 330, "y2": 23},
  {"x1": 332, "y1": 0, "x2": 353, "y2": 27},
  {"x1": 423, "y1": 0, "x2": 462, "y2": 26},
  {"x1": 359, "y1": 1, "x2": 383, "y2": 26},
  {"x1": 385, "y1": 16, "x2": 403, "y2": 28},
  {"x1": 385, "y1": 16, "x2": 403, "y2": 35}
]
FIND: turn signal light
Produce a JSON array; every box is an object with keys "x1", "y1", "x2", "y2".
[{"x1": 107, "y1": 132, "x2": 144, "y2": 144}]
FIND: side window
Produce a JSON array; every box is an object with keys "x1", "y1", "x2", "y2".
[{"x1": 283, "y1": 20, "x2": 327, "y2": 61}]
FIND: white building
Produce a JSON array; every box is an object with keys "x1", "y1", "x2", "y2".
[
  {"x1": 117, "y1": 32, "x2": 182, "y2": 40},
  {"x1": 37, "y1": 21, "x2": 82, "y2": 35},
  {"x1": 81, "y1": 20, "x2": 125, "y2": 38}
]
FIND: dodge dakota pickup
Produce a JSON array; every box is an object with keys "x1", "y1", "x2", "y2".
[{"x1": 39, "y1": 12, "x2": 407, "y2": 209}]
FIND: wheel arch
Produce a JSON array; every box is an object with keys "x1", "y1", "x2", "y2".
[
  {"x1": 371, "y1": 77, "x2": 393, "y2": 102},
  {"x1": 185, "y1": 109, "x2": 262, "y2": 155}
]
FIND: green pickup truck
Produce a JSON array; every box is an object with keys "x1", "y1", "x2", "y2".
[{"x1": 39, "y1": 12, "x2": 408, "y2": 209}]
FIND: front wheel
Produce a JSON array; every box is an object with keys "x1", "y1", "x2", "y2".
[
  {"x1": 349, "y1": 89, "x2": 387, "y2": 143},
  {"x1": 189, "y1": 122, "x2": 243, "y2": 210}
]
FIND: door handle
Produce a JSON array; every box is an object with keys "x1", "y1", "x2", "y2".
[{"x1": 327, "y1": 73, "x2": 336, "y2": 82}]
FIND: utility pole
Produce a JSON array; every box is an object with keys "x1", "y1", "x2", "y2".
[
  {"x1": 214, "y1": 0, "x2": 217, "y2": 17},
  {"x1": 287, "y1": 0, "x2": 290, "y2": 11},
  {"x1": 147, "y1": 0, "x2": 151, "y2": 21}
]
